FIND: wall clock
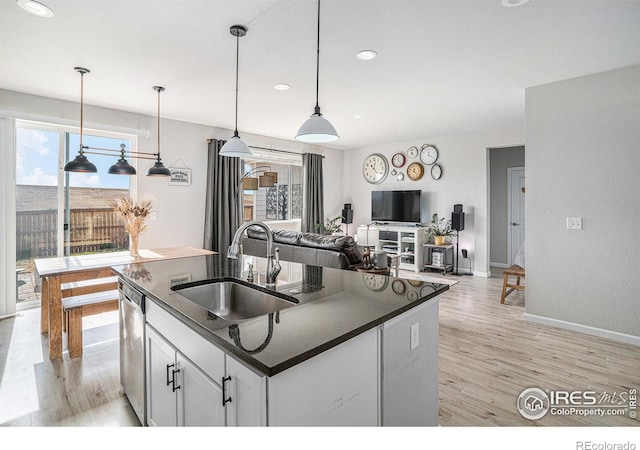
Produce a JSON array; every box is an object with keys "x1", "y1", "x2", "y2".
[
  {"x1": 407, "y1": 146, "x2": 418, "y2": 159},
  {"x1": 392, "y1": 279, "x2": 406, "y2": 295},
  {"x1": 392, "y1": 152, "x2": 406, "y2": 168},
  {"x1": 420, "y1": 284, "x2": 436, "y2": 298},
  {"x1": 420, "y1": 144, "x2": 439, "y2": 165},
  {"x1": 362, "y1": 273, "x2": 389, "y2": 291},
  {"x1": 407, "y1": 279, "x2": 423, "y2": 287},
  {"x1": 362, "y1": 153, "x2": 389, "y2": 184},
  {"x1": 406, "y1": 162, "x2": 424, "y2": 181},
  {"x1": 407, "y1": 290, "x2": 419, "y2": 301},
  {"x1": 431, "y1": 163, "x2": 442, "y2": 180}
]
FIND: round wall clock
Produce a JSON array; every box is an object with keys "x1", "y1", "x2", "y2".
[
  {"x1": 420, "y1": 144, "x2": 439, "y2": 165},
  {"x1": 362, "y1": 153, "x2": 389, "y2": 184},
  {"x1": 407, "y1": 279, "x2": 423, "y2": 287},
  {"x1": 362, "y1": 273, "x2": 389, "y2": 291},
  {"x1": 431, "y1": 163, "x2": 442, "y2": 180},
  {"x1": 406, "y1": 162, "x2": 424, "y2": 181},
  {"x1": 407, "y1": 146, "x2": 418, "y2": 159},
  {"x1": 420, "y1": 284, "x2": 436, "y2": 298},
  {"x1": 392, "y1": 279, "x2": 406, "y2": 295},
  {"x1": 392, "y1": 152, "x2": 406, "y2": 168},
  {"x1": 407, "y1": 290, "x2": 419, "y2": 301}
]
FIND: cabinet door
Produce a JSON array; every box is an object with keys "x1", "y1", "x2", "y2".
[
  {"x1": 225, "y1": 355, "x2": 267, "y2": 426},
  {"x1": 176, "y1": 352, "x2": 226, "y2": 426},
  {"x1": 146, "y1": 324, "x2": 178, "y2": 427}
]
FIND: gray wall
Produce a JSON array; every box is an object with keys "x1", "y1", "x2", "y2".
[
  {"x1": 525, "y1": 65, "x2": 640, "y2": 340},
  {"x1": 489, "y1": 146, "x2": 525, "y2": 266}
]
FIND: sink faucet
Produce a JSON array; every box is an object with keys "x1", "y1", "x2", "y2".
[{"x1": 228, "y1": 221, "x2": 281, "y2": 288}]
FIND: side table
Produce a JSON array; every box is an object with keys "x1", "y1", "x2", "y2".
[{"x1": 423, "y1": 243, "x2": 455, "y2": 275}]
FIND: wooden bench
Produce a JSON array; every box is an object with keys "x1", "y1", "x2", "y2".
[
  {"x1": 500, "y1": 264, "x2": 525, "y2": 304},
  {"x1": 61, "y1": 277, "x2": 119, "y2": 358}
]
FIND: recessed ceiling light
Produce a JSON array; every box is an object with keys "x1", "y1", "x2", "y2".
[
  {"x1": 501, "y1": 0, "x2": 530, "y2": 7},
  {"x1": 17, "y1": 0, "x2": 54, "y2": 17},
  {"x1": 354, "y1": 115, "x2": 363, "y2": 120},
  {"x1": 356, "y1": 50, "x2": 377, "y2": 61},
  {"x1": 273, "y1": 83, "x2": 290, "y2": 91}
]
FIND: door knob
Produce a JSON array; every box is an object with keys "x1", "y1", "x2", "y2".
[{"x1": 511, "y1": 222, "x2": 520, "y2": 226}]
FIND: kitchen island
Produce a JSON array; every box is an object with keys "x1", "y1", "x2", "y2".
[{"x1": 112, "y1": 253, "x2": 448, "y2": 427}]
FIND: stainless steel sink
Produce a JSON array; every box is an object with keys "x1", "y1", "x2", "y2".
[{"x1": 171, "y1": 279, "x2": 299, "y2": 320}]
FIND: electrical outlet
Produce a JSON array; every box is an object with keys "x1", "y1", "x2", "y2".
[
  {"x1": 410, "y1": 323, "x2": 419, "y2": 350},
  {"x1": 566, "y1": 217, "x2": 582, "y2": 230},
  {"x1": 150, "y1": 211, "x2": 157, "y2": 221}
]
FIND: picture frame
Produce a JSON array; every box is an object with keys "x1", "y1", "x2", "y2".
[{"x1": 169, "y1": 168, "x2": 191, "y2": 186}]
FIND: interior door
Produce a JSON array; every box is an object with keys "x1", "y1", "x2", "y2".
[{"x1": 508, "y1": 167, "x2": 525, "y2": 265}]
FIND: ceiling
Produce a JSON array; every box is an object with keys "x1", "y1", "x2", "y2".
[{"x1": 1, "y1": 0, "x2": 639, "y2": 150}]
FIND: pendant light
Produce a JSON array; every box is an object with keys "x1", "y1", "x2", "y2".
[
  {"x1": 146, "y1": 86, "x2": 172, "y2": 176},
  {"x1": 219, "y1": 25, "x2": 252, "y2": 158},
  {"x1": 108, "y1": 143, "x2": 136, "y2": 175},
  {"x1": 295, "y1": 0, "x2": 339, "y2": 143},
  {"x1": 64, "y1": 67, "x2": 97, "y2": 173}
]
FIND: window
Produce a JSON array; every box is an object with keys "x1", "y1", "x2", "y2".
[{"x1": 242, "y1": 151, "x2": 302, "y2": 229}]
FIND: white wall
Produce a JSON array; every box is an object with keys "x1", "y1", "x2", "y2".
[
  {"x1": 0, "y1": 89, "x2": 338, "y2": 308},
  {"x1": 525, "y1": 65, "x2": 640, "y2": 341},
  {"x1": 343, "y1": 127, "x2": 523, "y2": 276}
]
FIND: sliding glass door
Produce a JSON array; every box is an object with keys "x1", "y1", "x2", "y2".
[{"x1": 15, "y1": 120, "x2": 133, "y2": 310}]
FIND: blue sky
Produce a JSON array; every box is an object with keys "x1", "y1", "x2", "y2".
[{"x1": 16, "y1": 127, "x2": 130, "y2": 190}]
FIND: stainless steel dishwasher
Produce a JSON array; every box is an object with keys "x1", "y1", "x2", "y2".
[{"x1": 118, "y1": 277, "x2": 146, "y2": 425}]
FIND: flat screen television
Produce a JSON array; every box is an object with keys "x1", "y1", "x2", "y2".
[{"x1": 371, "y1": 190, "x2": 421, "y2": 223}]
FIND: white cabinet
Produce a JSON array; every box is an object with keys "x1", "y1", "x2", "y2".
[
  {"x1": 145, "y1": 298, "x2": 266, "y2": 427},
  {"x1": 376, "y1": 225, "x2": 427, "y2": 273},
  {"x1": 146, "y1": 324, "x2": 226, "y2": 426}
]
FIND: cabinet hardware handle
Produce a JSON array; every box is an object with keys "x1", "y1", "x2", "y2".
[
  {"x1": 222, "y1": 376, "x2": 232, "y2": 406},
  {"x1": 166, "y1": 364, "x2": 174, "y2": 386},
  {"x1": 172, "y1": 368, "x2": 181, "y2": 392}
]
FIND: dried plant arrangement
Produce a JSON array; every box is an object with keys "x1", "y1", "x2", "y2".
[{"x1": 110, "y1": 195, "x2": 153, "y2": 256}]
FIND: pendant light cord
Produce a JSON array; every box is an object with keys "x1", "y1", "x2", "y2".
[
  {"x1": 79, "y1": 70, "x2": 84, "y2": 151},
  {"x1": 157, "y1": 88, "x2": 161, "y2": 159},
  {"x1": 234, "y1": 31, "x2": 240, "y2": 136},
  {"x1": 314, "y1": 0, "x2": 321, "y2": 113}
]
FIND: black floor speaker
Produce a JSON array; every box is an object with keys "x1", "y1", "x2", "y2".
[{"x1": 451, "y1": 211, "x2": 465, "y2": 231}]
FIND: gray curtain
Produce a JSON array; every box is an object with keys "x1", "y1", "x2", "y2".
[
  {"x1": 203, "y1": 139, "x2": 242, "y2": 253},
  {"x1": 301, "y1": 153, "x2": 324, "y2": 233}
]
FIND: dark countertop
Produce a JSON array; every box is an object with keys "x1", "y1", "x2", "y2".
[{"x1": 111, "y1": 254, "x2": 448, "y2": 377}]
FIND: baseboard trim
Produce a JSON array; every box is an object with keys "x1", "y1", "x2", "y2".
[
  {"x1": 523, "y1": 313, "x2": 640, "y2": 346},
  {"x1": 490, "y1": 262, "x2": 509, "y2": 269},
  {"x1": 472, "y1": 271, "x2": 490, "y2": 278}
]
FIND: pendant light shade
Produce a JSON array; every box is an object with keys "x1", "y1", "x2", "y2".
[
  {"x1": 108, "y1": 144, "x2": 136, "y2": 175},
  {"x1": 65, "y1": 153, "x2": 97, "y2": 173},
  {"x1": 220, "y1": 25, "x2": 252, "y2": 158},
  {"x1": 146, "y1": 86, "x2": 171, "y2": 177},
  {"x1": 295, "y1": 0, "x2": 339, "y2": 143}
]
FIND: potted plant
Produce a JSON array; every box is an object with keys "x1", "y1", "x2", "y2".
[
  {"x1": 315, "y1": 216, "x2": 343, "y2": 235},
  {"x1": 427, "y1": 213, "x2": 453, "y2": 245}
]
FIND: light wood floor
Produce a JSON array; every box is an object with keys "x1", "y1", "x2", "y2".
[{"x1": 0, "y1": 268, "x2": 638, "y2": 427}]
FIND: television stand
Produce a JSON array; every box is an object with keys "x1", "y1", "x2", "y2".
[{"x1": 375, "y1": 224, "x2": 427, "y2": 273}]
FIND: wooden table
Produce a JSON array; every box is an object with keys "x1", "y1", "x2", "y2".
[{"x1": 35, "y1": 246, "x2": 214, "y2": 359}]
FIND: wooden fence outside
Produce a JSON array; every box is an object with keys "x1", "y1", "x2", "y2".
[{"x1": 16, "y1": 208, "x2": 129, "y2": 259}]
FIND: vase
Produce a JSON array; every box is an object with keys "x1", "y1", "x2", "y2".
[
  {"x1": 434, "y1": 235, "x2": 446, "y2": 245},
  {"x1": 129, "y1": 233, "x2": 139, "y2": 257}
]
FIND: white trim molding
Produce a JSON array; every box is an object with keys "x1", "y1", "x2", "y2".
[
  {"x1": 490, "y1": 262, "x2": 509, "y2": 269},
  {"x1": 524, "y1": 313, "x2": 640, "y2": 346}
]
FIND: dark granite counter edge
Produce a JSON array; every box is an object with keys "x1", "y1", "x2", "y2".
[{"x1": 123, "y1": 270, "x2": 448, "y2": 377}]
